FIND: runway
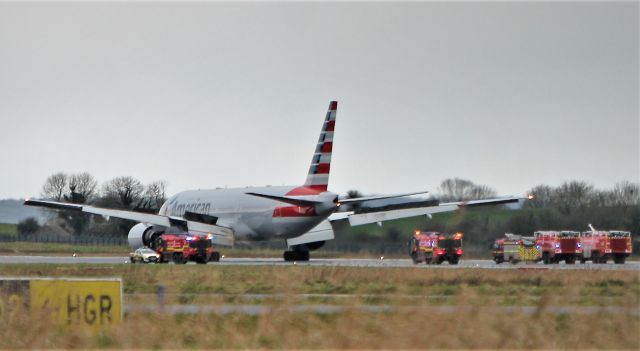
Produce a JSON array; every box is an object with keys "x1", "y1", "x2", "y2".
[{"x1": 0, "y1": 255, "x2": 638, "y2": 270}]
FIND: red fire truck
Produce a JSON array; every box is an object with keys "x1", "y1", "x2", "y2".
[
  {"x1": 534, "y1": 231, "x2": 581, "y2": 264},
  {"x1": 580, "y1": 230, "x2": 632, "y2": 264},
  {"x1": 493, "y1": 234, "x2": 540, "y2": 264},
  {"x1": 433, "y1": 232, "x2": 464, "y2": 265},
  {"x1": 153, "y1": 234, "x2": 220, "y2": 264},
  {"x1": 409, "y1": 230, "x2": 438, "y2": 264}
]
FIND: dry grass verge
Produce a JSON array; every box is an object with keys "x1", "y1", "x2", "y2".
[{"x1": 0, "y1": 265, "x2": 638, "y2": 349}]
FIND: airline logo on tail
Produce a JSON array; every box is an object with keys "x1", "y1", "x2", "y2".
[{"x1": 304, "y1": 101, "x2": 336, "y2": 192}]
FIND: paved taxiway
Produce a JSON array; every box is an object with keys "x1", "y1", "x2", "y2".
[{"x1": 0, "y1": 256, "x2": 637, "y2": 270}]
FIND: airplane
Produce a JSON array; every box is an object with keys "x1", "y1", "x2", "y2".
[{"x1": 25, "y1": 101, "x2": 526, "y2": 261}]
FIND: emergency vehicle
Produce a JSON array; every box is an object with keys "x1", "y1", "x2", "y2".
[
  {"x1": 152, "y1": 234, "x2": 221, "y2": 264},
  {"x1": 580, "y1": 230, "x2": 632, "y2": 264},
  {"x1": 534, "y1": 231, "x2": 581, "y2": 264},
  {"x1": 492, "y1": 234, "x2": 540, "y2": 264},
  {"x1": 433, "y1": 232, "x2": 464, "y2": 265},
  {"x1": 408, "y1": 230, "x2": 438, "y2": 264}
]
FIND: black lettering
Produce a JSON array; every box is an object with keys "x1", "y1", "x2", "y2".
[
  {"x1": 84, "y1": 294, "x2": 96, "y2": 325},
  {"x1": 67, "y1": 295, "x2": 80, "y2": 324},
  {"x1": 99, "y1": 295, "x2": 112, "y2": 324}
]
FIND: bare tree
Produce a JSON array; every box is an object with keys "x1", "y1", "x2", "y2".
[
  {"x1": 437, "y1": 178, "x2": 496, "y2": 202},
  {"x1": 102, "y1": 176, "x2": 144, "y2": 208},
  {"x1": 41, "y1": 172, "x2": 68, "y2": 201},
  {"x1": 136, "y1": 180, "x2": 167, "y2": 211},
  {"x1": 610, "y1": 181, "x2": 640, "y2": 207},
  {"x1": 554, "y1": 181, "x2": 594, "y2": 214},
  {"x1": 467, "y1": 184, "x2": 497, "y2": 200},
  {"x1": 526, "y1": 185, "x2": 554, "y2": 208},
  {"x1": 65, "y1": 172, "x2": 98, "y2": 204}
]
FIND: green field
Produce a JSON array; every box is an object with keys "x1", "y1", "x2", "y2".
[
  {"x1": 0, "y1": 223, "x2": 16, "y2": 236},
  {"x1": 0, "y1": 265, "x2": 638, "y2": 349}
]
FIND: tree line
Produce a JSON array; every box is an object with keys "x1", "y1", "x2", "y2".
[
  {"x1": 338, "y1": 179, "x2": 640, "y2": 251},
  {"x1": 23, "y1": 172, "x2": 167, "y2": 236},
  {"x1": 19, "y1": 174, "x2": 639, "y2": 246}
]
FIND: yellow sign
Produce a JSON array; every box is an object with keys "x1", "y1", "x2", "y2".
[{"x1": 0, "y1": 278, "x2": 122, "y2": 328}]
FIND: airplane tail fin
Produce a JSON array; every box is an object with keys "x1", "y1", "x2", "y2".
[{"x1": 304, "y1": 101, "x2": 337, "y2": 192}]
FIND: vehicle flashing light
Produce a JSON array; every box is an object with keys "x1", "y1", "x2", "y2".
[
  {"x1": 186, "y1": 236, "x2": 193, "y2": 241},
  {"x1": 555, "y1": 243, "x2": 560, "y2": 249},
  {"x1": 415, "y1": 230, "x2": 420, "y2": 235},
  {"x1": 577, "y1": 242, "x2": 582, "y2": 248},
  {"x1": 527, "y1": 194, "x2": 535, "y2": 200}
]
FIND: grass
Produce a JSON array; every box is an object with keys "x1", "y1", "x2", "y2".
[
  {"x1": 0, "y1": 264, "x2": 638, "y2": 348},
  {"x1": 0, "y1": 264, "x2": 637, "y2": 349},
  {"x1": 0, "y1": 223, "x2": 17, "y2": 236}
]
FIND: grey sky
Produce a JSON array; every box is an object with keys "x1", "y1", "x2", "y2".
[{"x1": 0, "y1": 2, "x2": 638, "y2": 199}]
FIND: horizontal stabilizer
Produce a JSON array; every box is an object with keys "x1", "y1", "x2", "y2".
[{"x1": 245, "y1": 192, "x2": 323, "y2": 207}]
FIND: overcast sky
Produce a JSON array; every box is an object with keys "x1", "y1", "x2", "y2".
[{"x1": 0, "y1": 2, "x2": 638, "y2": 200}]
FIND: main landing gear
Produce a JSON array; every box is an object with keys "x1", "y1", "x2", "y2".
[
  {"x1": 283, "y1": 250, "x2": 310, "y2": 262},
  {"x1": 283, "y1": 242, "x2": 325, "y2": 262}
]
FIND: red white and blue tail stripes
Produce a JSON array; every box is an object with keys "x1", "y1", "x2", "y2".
[{"x1": 303, "y1": 101, "x2": 336, "y2": 192}]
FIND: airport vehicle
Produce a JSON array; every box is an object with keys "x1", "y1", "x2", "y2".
[
  {"x1": 492, "y1": 234, "x2": 540, "y2": 264},
  {"x1": 433, "y1": 233, "x2": 464, "y2": 265},
  {"x1": 129, "y1": 247, "x2": 160, "y2": 264},
  {"x1": 25, "y1": 101, "x2": 526, "y2": 262},
  {"x1": 535, "y1": 231, "x2": 581, "y2": 264},
  {"x1": 409, "y1": 230, "x2": 438, "y2": 264},
  {"x1": 580, "y1": 230, "x2": 632, "y2": 264},
  {"x1": 154, "y1": 234, "x2": 219, "y2": 264}
]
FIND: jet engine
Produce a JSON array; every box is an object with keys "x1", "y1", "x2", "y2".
[{"x1": 127, "y1": 223, "x2": 164, "y2": 249}]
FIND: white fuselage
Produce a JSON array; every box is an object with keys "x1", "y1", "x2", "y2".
[{"x1": 157, "y1": 186, "x2": 335, "y2": 240}]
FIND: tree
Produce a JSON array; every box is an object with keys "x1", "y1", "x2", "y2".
[
  {"x1": 610, "y1": 181, "x2": 640, "y2": 207},
  {"x1": 526, "y1": 185, "x2": 554, "y2": 208},
  {"x1": 136, "y1": 180, "x2": 167, "y2": 212},
  {"x1": 17, "y1": 217, "x2": 40, "y2": 236},
  {"x1": 102, "y1": 176, "x2": 144, "y2": 208},
  {"x1": 437, "y1": 178, "x2": 497, "y2": 202},
  {"x1": 554, "y1": 181, "x2": 594, "y2": 215},
  {"x1": 65, "y1": 172, "x2": 98, "y2": 204},
  {"x1": 41, "y1": 172, "x2": 68, "y2": 201}
]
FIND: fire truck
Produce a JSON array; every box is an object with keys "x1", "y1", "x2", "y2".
[
  {"x1": 408, "y1": 230, "x2": 438, "y2": 264},
  {"x1": 534, "y1": 231, "x2": 581, "y2": 264},
  {"x1": 493, "y1": 234, "x2": 541, "y2": 264},
  {"x1": 580, "y1": 230, "x2": 632, "y2": 264},
  {"x1": 433, "y1": 232, "x2": 464, "y2": 265},
  {"x1": 152, "y1": 234, "x2": 221, "y2": 264}
]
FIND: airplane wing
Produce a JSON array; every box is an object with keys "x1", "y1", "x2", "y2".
[
  {"x1": 329, "y1": 196, "x2": 524, "y2": 226},
  {"x1": 23, "y1": 199, "x2": 235, "y2": 244}
]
